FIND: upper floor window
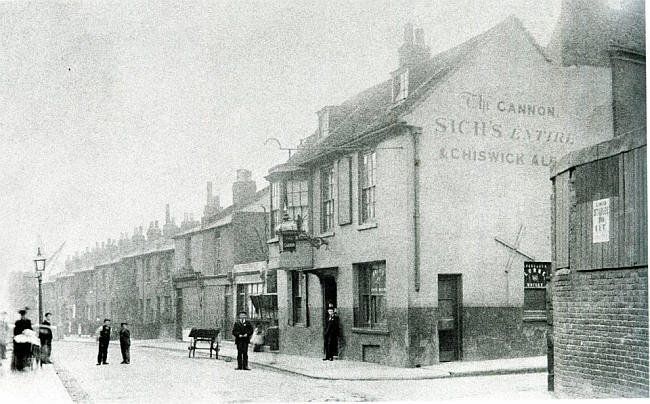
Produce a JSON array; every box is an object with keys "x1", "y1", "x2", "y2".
[
  {"x1": 287, "y1": 180, "x2": 309, "y2": 232},
  {"x1": 360, "y1": 151, "x2": 376, "y2": 223},
  {"x1": 392, "y1": 70, "x2": 408, "y2": 102},
  {"x1": 214, "y1": 235, "x2": 222, "y2": 274},
  {"x1": 270, "y1": 182, "x2": 282, "y2": 238},
  {"x1": 321, "y1": 166, "x2": 334, "y2": 233}
]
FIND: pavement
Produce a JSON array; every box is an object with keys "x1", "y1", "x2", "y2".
[
  {"x1": 63, "y1": 335, "x2": 547, "y2": 381},
  {"x1": 0, "y1": 353, "x2": 74, "y2": 403}
]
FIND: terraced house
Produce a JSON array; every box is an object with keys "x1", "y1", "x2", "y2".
[
  {"x1": 172, "y1": 170, "x2": 274, "y2": 341},
  {"x1": 266, "y1": 1, "x2": 636, "y2": 367}
]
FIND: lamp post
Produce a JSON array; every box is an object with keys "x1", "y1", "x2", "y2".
[{"x1": 34, "y1": 247, "x2": 47, "y2": 324}]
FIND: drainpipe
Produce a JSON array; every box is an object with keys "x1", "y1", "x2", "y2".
[{"x1": 411, "y1": 127, "x2": 422, "y2": 292}]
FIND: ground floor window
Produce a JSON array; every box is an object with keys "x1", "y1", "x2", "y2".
[
  {"x1": 290, "y1": 271, "x2": 308, "y2": 325},
  {"x1": 354, "y1": 261, "x2": 386, "y2": 328},
  {"x1": 237, "y1": 283, "x2": 263, "y2": 319}
]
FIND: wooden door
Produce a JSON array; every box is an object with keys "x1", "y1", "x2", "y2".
[{"x1": 438, "y1": 275, "x2": 462, "y2": 362}]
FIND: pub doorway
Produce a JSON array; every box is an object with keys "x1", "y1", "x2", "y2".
[
  {"x1": 438, "y1": 274, "x2": 462, "y2": 362},
  {"x1": 320, "y1": 273, "x2": 338, "y2": 355}
]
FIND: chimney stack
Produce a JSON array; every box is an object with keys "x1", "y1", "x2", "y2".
[
  {"x1": 403, "y1": 23, "x2": 414, "y2": 46},
  {"x1": 207, "y1": 182, "x2": 213, "y2": 204},
  {"x1": 398, "y1": 23, "x2": 430, "y2": 67},
  {"x1": 233, "y1": 169, "x2": 256, "y2": 207},
  {"x1": 165, "y1": 204, "x2": 171, "y2": 224}
]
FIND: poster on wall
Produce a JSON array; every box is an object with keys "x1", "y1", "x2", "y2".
[
  {"x1": 593, "y1": 198, "x2": 610, "y2": 243},
  {"x1": 524, "y1": 262, "x2": 550, "y2": 288}
]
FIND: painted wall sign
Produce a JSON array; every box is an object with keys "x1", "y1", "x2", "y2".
[
  {"x1": 593, "y1": 198, "x2": 610, "y2": 243},
  {"x1": 524, "y1": 261, "x2": 550, "y2": 288}
]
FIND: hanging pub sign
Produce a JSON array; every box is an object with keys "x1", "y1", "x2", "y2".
[{"x1": 524, "y1": 262, "x2": 550, "y2": 288}]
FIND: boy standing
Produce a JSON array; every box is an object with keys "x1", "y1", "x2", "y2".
[{"x1": 119, "y1": 322, "x2": 130, "y2": 364}]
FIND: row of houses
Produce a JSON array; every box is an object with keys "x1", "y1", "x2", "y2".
[
  {"x1": 43, "y1": 169, "x2": 274, "y2": 341},
  {"x1": 43, "y1": 0, "x2": 643, "y2": 367}
]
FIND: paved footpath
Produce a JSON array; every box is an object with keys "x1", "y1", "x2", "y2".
[
  {"x1": 0, "y1": 356, "x2": 73, "y2": 403},
  {"x1": 66, "y1": 336, "x2": 547, "y2": 381}
]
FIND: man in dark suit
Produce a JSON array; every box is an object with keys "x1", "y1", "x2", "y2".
[
  {"x1": 232, "y1": 311, "x2": 253, "y2": 370},
  {"x1": 323, "y1": 305, "x2": 339, "y2": 361},
  {"x1": 39, "y1": 312, "x2": 54, "y2": 364},
  {"x1": 95, "y1": 318, "x2": 111, "y2": 365},
  {"x1": 119, "y1": 322, "x2": 130, "y2": 364}
]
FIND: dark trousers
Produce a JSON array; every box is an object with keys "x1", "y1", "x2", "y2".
[
  {"x1": 236, "y1": 340, "x2": 249, "y2": 369},
  {"x1": 120, "y1": 343, "x2": 130, "y2": 363},
  {"x1": 324, "y1": 334, "x2": 337, "y2": 359},
  {"x1": 97, "y1": 341, "x2": 109, "y2": 364}
]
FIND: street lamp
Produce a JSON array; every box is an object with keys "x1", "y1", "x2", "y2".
[{"x1": 34, "y1": 247, "x2": 46, "y2": 324}]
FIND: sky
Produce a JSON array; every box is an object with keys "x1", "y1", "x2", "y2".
[{"x1": 0, "y1": 0, "x2": 563, "y2": 307}]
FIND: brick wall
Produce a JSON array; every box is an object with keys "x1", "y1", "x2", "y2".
[{"x1": 552, "y1": 267, "x2": 649, "y2": 398}]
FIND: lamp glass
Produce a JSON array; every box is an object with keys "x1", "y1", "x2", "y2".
[{"x1": 34, "y1": 248, "x2": 46, "y2": 272}]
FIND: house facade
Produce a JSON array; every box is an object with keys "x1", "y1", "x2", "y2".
[
  {"x1": 267, "y1": 9, "x2": 621, "y2": 366},
  {"x1": 172, "y1": 170, "x2": 273, "y2": 341}
]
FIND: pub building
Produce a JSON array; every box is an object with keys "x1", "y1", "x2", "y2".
[{"x1": 266, "y1": 1, "x2": 634, "y2": 367}]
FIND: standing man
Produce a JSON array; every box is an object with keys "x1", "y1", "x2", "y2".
[
  {"x1": 231, "y1": 311, "x2": 253, "y2": 370},
  {"x1": 323, "y1": 304, "x2": 339, "y2": 361},
  {"x1": 119, "y1": 322, "x2": 130, "y2": 364},
  {"x1": 39, "y1": 312, "x2": 54, "y2": 364},
  {"x1": 95, "y1": 318, "x2": 111, "y2": 365}
]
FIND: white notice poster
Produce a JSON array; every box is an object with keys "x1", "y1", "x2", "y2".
[{"x1": 593, "y1": 198, "x2": 610, "y2": 243}]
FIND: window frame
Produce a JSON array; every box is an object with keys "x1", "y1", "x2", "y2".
[
  {"x1": 286, "y1": 179, "x2": 310, "y2": 233},
  {"x1": 360, "y1": 150, "x2": 377, "y2": 224},
  {"x1": 270, "y1": 181, "x2": 282, "y2": 238},
  {"x1": 321, "y1": 166, "x2": 335, "y2": 233},
  {"x1": 355, "y1": 261, "x2": 387, "y2": 329}
]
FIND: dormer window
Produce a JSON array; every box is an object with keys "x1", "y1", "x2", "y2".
[
  {"x1": 318, "y1": 107, "x2": 330, "y2": 138},
  {"x1": 392, "y1": 69, "x2": 409, "y2": 102}
]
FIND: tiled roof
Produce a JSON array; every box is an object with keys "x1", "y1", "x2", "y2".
[
  {"x1": 174, "y1": 186, "x2": 269, "y2": 238},
  {"x1": 285, "y1": 16, "x2": 542, "y2": 166}
]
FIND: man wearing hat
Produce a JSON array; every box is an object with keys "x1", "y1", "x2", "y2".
[
  {"x1": 323, "y1": 303, "x2": 339, "y2": 361},
  {"x1": 39, "y1": 312, "x2": 54, "y2": 364},
  {"x1": 119, "y1": 322, "x2": 130, "y2": 364},
  {"x1": 95, "y1": 318, "x2": 111, "y2": 365},
  {"x1": 12, "y1": 308, "x2": 33, "y2": 370},
  {"x1": 231, "y1": 311, "x2": 253, "y2": 370}
]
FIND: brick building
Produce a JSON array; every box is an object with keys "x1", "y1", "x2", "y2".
[
  {"x1": 172, "y1": 170, "x2": 272, "y2": 341},
  {"x1": 549, "y1": 0, "x2": 646, "y2": 397},
  {"x1": 265, "y1": 4, "x2": 633, "y2": 366}
]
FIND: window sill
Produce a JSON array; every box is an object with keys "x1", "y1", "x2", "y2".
[
  {"x1": 523, "y1": 311, "x2": 547, "y2": 322},
  {"x1": 357, "y1": 222, "x2": 378, "y2": 231},
  {"x1": 319, "y1": 231, "x2": 335, "y2": 238},
  {"x1": 352, "y1": 327, "x2": 389, "y2": 335}
]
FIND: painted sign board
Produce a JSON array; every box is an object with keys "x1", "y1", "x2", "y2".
[
  {"x1": 592, "y1": 198, "x2": 610, "y2": 243},
  {"x1": 524, "y1": 261, "x2": 550, "y2": 288}
]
